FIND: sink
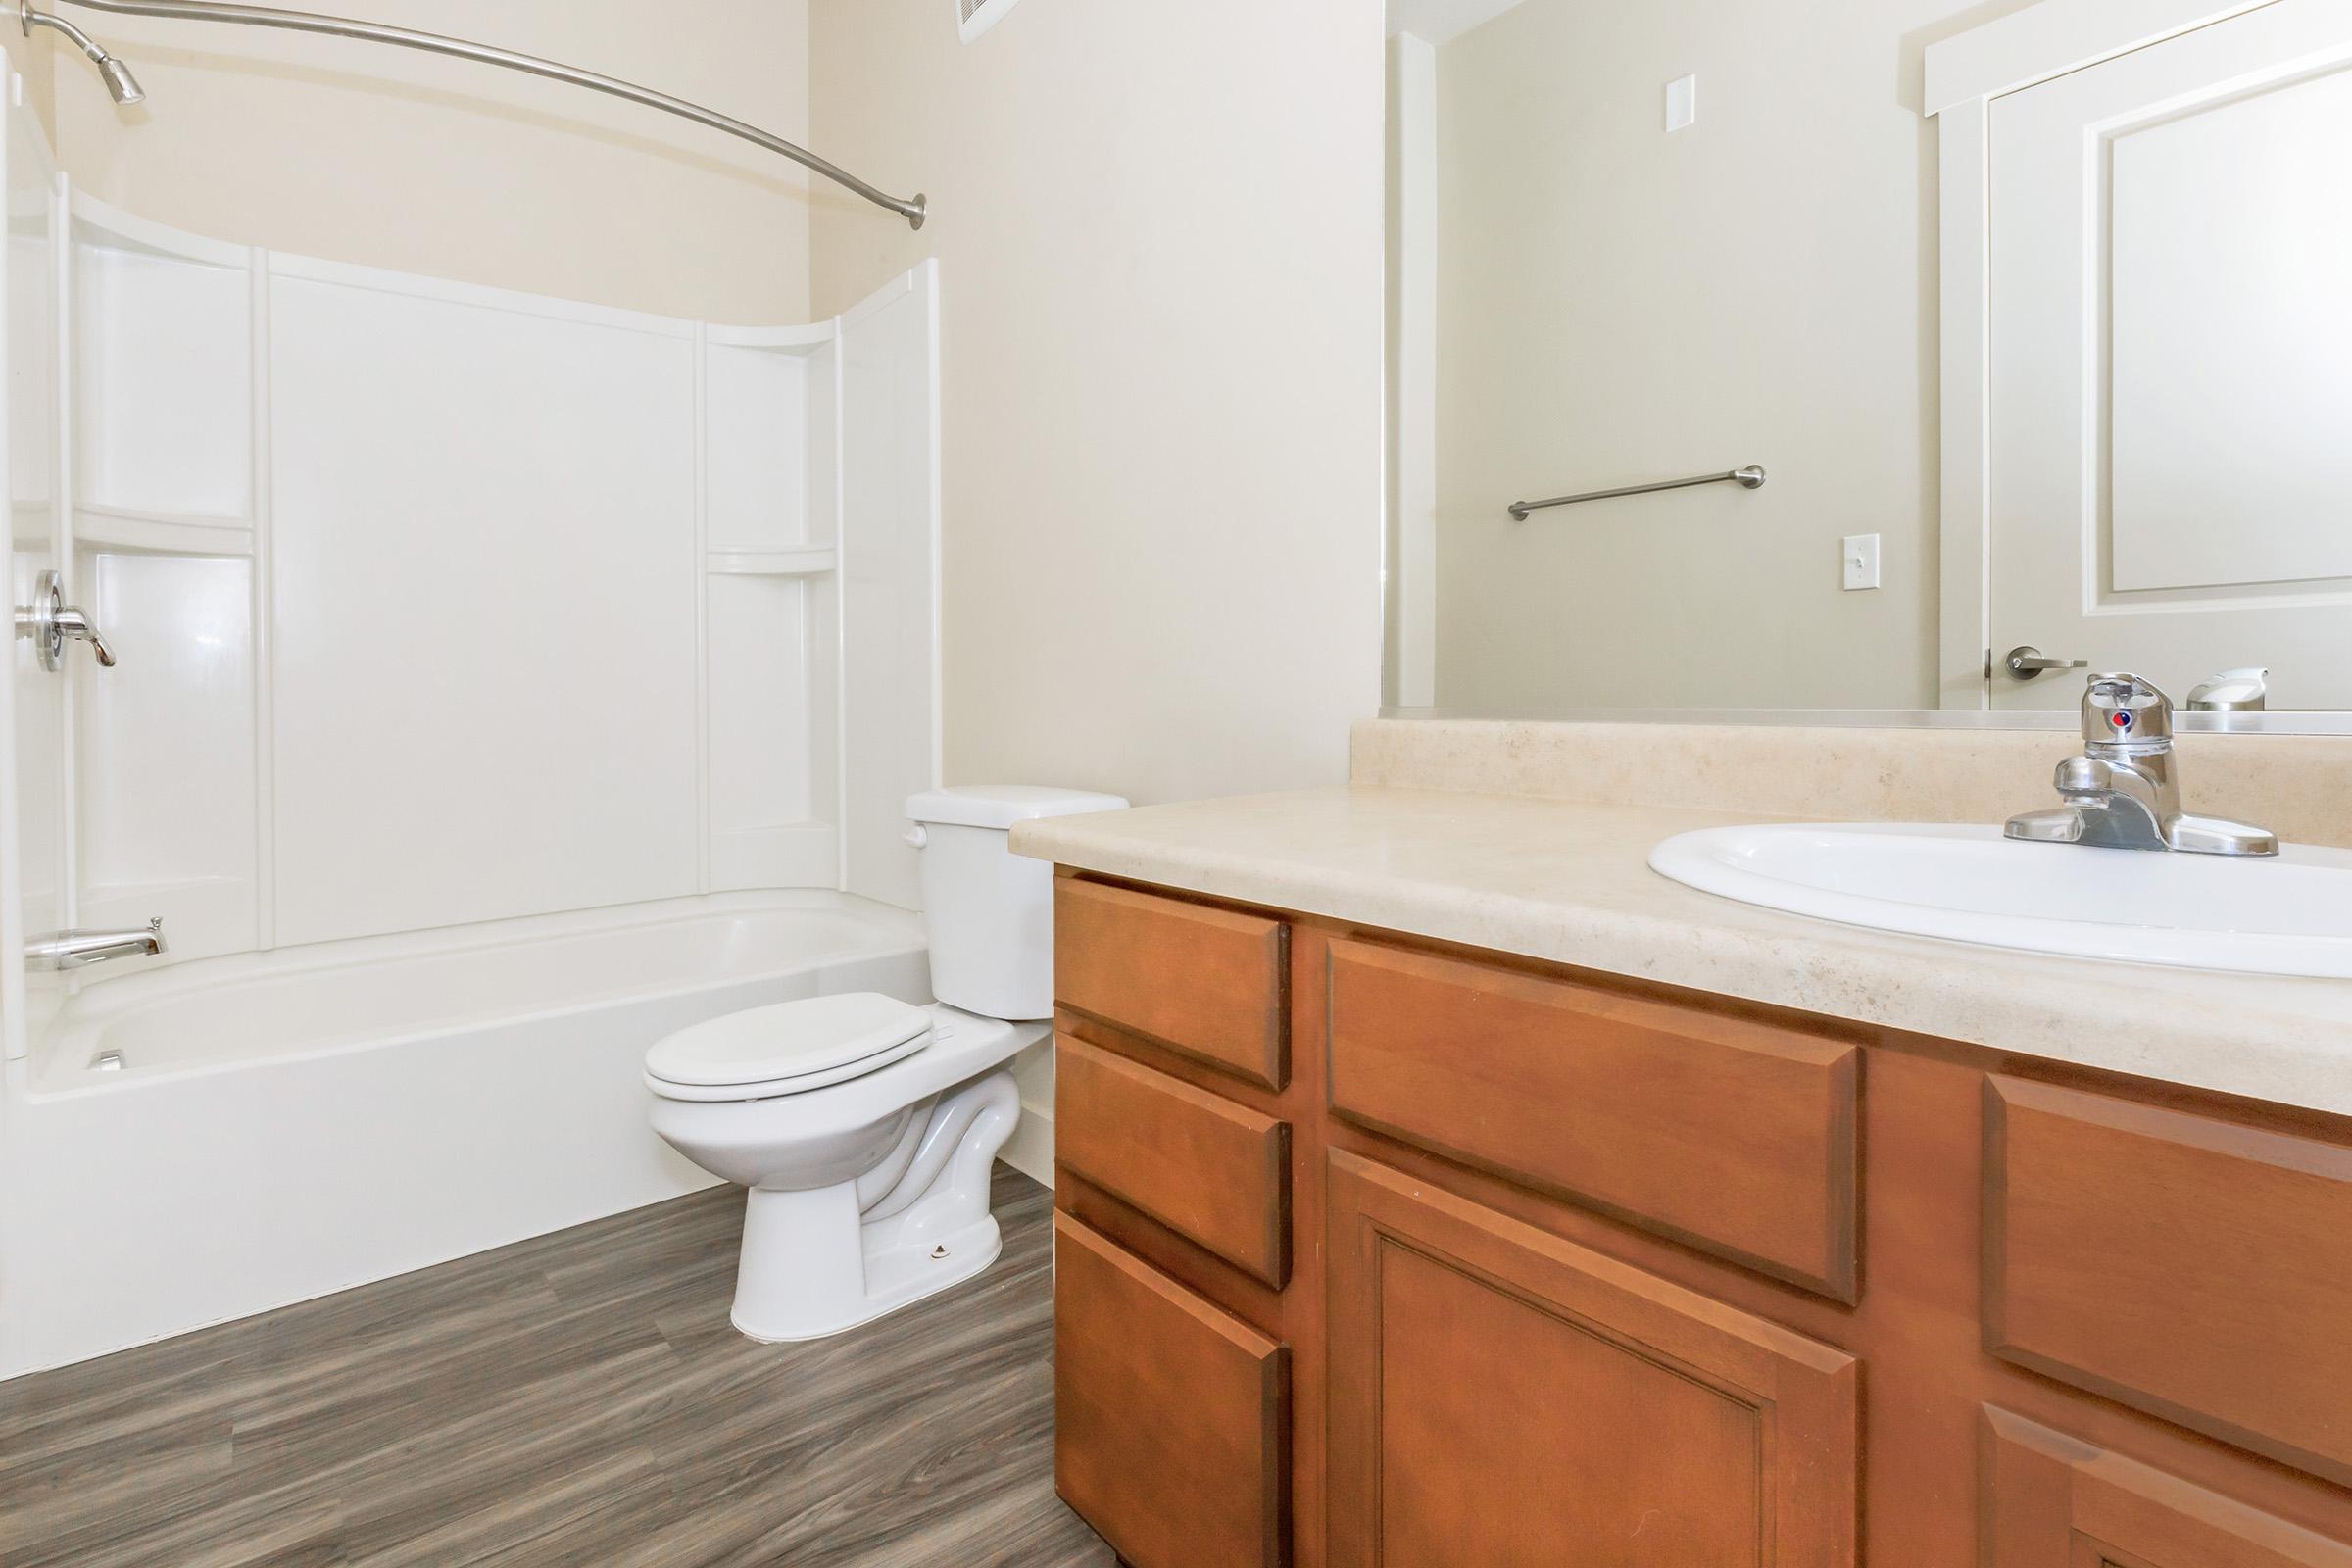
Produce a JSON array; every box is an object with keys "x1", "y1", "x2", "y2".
[{"x1": 1648, "y1": 822, "x2": 2352, "y2": 978}]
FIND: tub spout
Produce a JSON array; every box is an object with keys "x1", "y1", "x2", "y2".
[{"x1": 26, "y1": 917, "x2": 165, "y2": 971}]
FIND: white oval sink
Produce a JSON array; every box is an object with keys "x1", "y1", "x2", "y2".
[{"x1": 1649, "y1": 823, "x2": 2352, "y2": 978}]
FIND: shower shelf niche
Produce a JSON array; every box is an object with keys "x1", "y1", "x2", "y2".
[{"x1": 705, "y1": 547, "x2": 837, "y2": 576}]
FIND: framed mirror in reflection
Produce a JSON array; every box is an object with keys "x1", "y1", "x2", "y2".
[{"x1": 1382, "y1": 0, "x2": 2352, "y2": 724}]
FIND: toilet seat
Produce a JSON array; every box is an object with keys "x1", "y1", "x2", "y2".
[{"x1": 645, "y1": 993, "x2": 933, "y2": 1103}]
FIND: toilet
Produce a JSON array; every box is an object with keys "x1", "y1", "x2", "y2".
[{"x1": 645, "y1": 785, "x2": 1128, "y2": 1342}]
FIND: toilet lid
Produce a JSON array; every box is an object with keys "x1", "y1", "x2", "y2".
[{"x1": 645, "y1": 993, "x2": 933, "y2": 1089}]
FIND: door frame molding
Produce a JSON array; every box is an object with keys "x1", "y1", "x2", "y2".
[{"x1": 1925, "y1": 0, "x2": 2282, "y2": 708}]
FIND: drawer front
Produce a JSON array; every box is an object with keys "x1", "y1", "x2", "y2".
[
  {"x1": 1327, "y1": 937, "x2": 1860, "y2": 1300},
  {"x1": 1054, "y1": 1215, "x2": 1290, "y2": 1568},
  {"x1": 1985, "y1": 1077, "x2": 2352, "y2": 1487},
  {"x1": 1056, "y1": 1034, "x2": 1291, "y2": 1286},
  {"x1": 1982, "y1": 1406, "x2": 2352, "y2": 1566},
  {"x1": 1054, "y1": 879, "x2": 1288, "y2": 1090}
]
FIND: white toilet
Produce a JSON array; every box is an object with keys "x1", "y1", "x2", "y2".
[{"x1": 645, "y1": 785, "x2": 1127, "y2": 1342}]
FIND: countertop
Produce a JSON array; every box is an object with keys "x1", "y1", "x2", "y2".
[{"x1": 1012, "y1": 786, "x2": 2352, "y2": 1118}]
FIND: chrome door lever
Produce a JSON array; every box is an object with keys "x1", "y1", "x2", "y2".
[
  {"x1": 13, "y1": 569, "x2": 115, "y2": 671},
  {"x1": 2004, "y1": 645, "x2": 2087, "y2": 681}
]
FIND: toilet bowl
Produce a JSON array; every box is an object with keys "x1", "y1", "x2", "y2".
[{"x1": 646, "y1": 784, "x2": 1126, "y2": 1341}]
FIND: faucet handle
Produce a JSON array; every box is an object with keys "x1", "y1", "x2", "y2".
[{"x1": 2082, "y1": 672, "x2": 2172, "y2": 748}]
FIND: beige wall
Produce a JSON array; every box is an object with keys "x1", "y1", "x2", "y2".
[
  {"x1": 5, "y1": 24, "x2": 56, "y2": 145},
  {"x1": 1422, "y1": 0, "x2": 2029, "y2": 711},
  {"x1": 38, "y1": 0, "x2": 809, "y2": 323},
  {"x1": 808, "y1": 0, "x2": 1386, "y2": 806}
]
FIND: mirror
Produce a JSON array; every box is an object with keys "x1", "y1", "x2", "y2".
[{"x1": 1383, "y1": 0, "x2": 2352, "y2": 718}]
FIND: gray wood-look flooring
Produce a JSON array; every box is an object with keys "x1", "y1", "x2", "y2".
[{"x1": 0, "y1": 1167, "x2": 1114, "y2": 1567}]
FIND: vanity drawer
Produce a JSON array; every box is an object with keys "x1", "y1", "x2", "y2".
[
  {"x1": 1985, "y1": 1076, "x2": 2352, "y2": 1487},
  {"x1": 1054, "y1": 878, "x2": 1289, "y2": 1090},
  {"x1": 1326, "y1": 937, "x2": 1860, "y2": 1300},
  {"x1": 1054, "y1": 1215, "x2": 1290, "y2": 1568},
  {"x1": 1055, "y1": 1034, "x2": 1291, "y2": 1286}
]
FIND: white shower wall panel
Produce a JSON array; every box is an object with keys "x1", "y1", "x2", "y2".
[
  {"x1": 842, "y1": 270, "x2": 941, "y2": 913},
  {"x1": 268, "y1": 269, "x2": 702, "y2": 945},
  {"x1": 705, "y1": 342, "x2": 813, "y2": 552},
  {"x1": 74, "y1": 552, "x2": 256, "y2": 957},
  {"x1": 73, "y1": 242, "x2": 251, "y2": 519}
]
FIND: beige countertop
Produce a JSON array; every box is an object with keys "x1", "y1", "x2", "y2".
[{"x1": 1012, "y1": 786, "x2": 2352, "y2": 1119}]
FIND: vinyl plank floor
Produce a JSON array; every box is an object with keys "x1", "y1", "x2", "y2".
[{"x1": 0, "y1": 1168, "x2": 1115, "y2": 1568}]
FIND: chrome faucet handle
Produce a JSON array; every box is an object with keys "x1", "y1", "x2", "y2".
[
  {"x1": 51, "y1": 602, "x2": 115, "y2": 666},
  {"x1": 13, "y1": 569, "x2": 116, "y2": 671},
  {"x1": 2081, "y1": 671, "x2": 2171, "y2": 750}
]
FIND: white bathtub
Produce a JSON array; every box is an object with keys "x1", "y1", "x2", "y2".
[{"x1": 0, "y1": 892, "x2": 929, "y2": 1378}]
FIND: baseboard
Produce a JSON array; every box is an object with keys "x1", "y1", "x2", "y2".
[{"x1": 999, "y1": 1098, "x2": 1054, "y2": 1189}]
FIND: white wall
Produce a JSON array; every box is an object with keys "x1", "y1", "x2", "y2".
[
  {"x1": 37, "y1": 0, "x2": 811, "y2": 323},
  {"x1": 1418, "y1": 0, "x2": 2036, "y2": 710},
  {"x1": 808, "y1": 0, "x2": 1387, "y2": 807}
]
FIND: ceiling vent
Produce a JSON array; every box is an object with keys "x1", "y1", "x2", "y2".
[{"x1": 958, "y1": 0, "x2": 1021, "y2": 42}]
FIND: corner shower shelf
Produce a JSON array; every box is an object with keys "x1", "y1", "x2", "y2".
[
  {"x1": 705, "y1": 548, "x2": 836, "y2": 577},
  {"x1": 74, "y1": 505, "x2": 256, "y2": 557}
]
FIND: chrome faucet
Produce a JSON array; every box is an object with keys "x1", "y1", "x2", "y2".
[
  {"x1": 2005, "y1": 674, "x2": 2277, "y2": 856},
  {"x1": 14, "y1": 570, "x2": 116, "y2": 672},
  {"x1": 25, "y1": 917, "x2": 165, "y2": 972}
]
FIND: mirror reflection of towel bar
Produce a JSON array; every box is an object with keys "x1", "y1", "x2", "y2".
[{"x1": 1507, "y1": 465, "x2": 1766, "y2": 520}]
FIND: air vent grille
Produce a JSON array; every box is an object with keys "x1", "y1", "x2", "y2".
[{"x1": 958, "y1": 0, "x2": 1021, "y2": 42}]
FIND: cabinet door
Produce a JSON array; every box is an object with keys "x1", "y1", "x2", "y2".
[
  {"x1": 1054, "y1": 1215, "x2": 1290, "y2": 1568},
  {"x1": 1326, "y1": 1151, "x2": 1856, "y2": 1568},
  {"x1": 1983, "y1": 1407, "x2": 2352, "y2": 1566}
]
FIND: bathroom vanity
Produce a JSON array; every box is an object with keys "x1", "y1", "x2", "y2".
[{"x1": 1019, "y1": 725, "x2": 2352, "y2": 1567}]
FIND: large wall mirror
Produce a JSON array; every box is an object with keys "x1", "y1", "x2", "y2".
[{"x1": 1383, "y1": 0, "x2": 2352, "y2": 720}]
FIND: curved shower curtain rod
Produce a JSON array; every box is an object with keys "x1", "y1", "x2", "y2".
[{"x1": 27, "y1": 0, "x2": 927, "y2": 228}]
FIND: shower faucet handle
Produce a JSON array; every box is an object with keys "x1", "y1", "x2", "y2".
[{"x1": 13, "y1": 570, "x2": 116, "y2": 671}]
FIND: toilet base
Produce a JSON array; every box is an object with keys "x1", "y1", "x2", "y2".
[
  {"x1": 731, "y1": 1209, "x2": 1004, "y2": 1344},
  {"x1": 726, "y1": 1068, "x2": 1020, "y2": 1343}
]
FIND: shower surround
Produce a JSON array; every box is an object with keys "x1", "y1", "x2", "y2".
[{"x1": 0, "y1": 92, "x2": 945, "y2": 1376}]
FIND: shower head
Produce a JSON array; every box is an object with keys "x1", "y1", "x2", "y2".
[
  {"x1": 95, "y1": 50, "x2": 142, "y2": 102},
  {"x1": 20, "y1": 3, "x2": 144, "y2": 105}
]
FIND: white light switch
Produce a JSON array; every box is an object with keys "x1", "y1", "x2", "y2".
[
  {"x1": 1665, "y1": 74, "x2": 1697, "y2": 132},
  {"x1": 1842, "y1": 533, "x2": 1882, "y2": 591}
]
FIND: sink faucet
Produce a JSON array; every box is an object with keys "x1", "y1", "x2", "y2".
[
  {"x1": 25, "y1": 917, "x2": 166, "y2": 972},
  {"x1": 2004, "y1": 673, "x2": 2278, "y2": 857}
]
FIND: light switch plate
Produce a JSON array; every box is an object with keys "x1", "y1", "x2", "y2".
[
  {"x1": 1665, "y1": 74, "x2": 1697, "y2": 132},
  {"x1": 1842, "y1": 533, "x2": 1882, "y2": 591}
]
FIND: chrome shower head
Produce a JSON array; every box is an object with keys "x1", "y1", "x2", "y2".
[
  {"x1": 95, "y1": 50, "x2": 141, "y2": 103},
  {"x1": 20, "y1": 3, "x2": 144, "y2": 106}
]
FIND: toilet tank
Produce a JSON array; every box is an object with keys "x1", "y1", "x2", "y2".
[{"x1": 905, "y1": 785, "x2": 1129, "y2": 1022}]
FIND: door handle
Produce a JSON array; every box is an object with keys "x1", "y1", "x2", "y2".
[{"x1": 2004, "y1": 645, "x2": 2087, "y2": 681}]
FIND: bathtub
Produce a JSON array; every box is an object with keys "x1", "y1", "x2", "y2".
[{"x1": 0, "y1": 891, "x2": 929, "y2": 1378}]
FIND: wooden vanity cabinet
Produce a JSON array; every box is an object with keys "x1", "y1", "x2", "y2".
[{"x1": 1047, "y1": 871, "x2": 2352, "y2": 1568}]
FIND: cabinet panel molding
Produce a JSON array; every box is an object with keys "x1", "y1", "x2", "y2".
[
  {"x1": 1326, "y1": 936, "x2": 1860, "y2": 1299},
  {"x1": 1055, "y1": 878, "x2": 1289, "y2": 1089},
  {"x1": 1982, "y1": 1406, "x2": 2352, "y2": 1566},
  {"x1": 1985, "y1": 1076, "x2": 2352, "y2": 1487},
  {"x1": 1054, "y1": 1215, "x2": 1290, "y2": 1568},
  {"x1": 1325, "y1": 1151, "x2": 1856, "y2": 1567},
  {"x1": 1054, "y1": 1033, "x2": 1291, "y2": 1286}
]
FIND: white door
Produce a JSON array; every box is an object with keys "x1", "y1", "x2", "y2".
[
  {"x1": 1986, "y1": 0, "x2": 2352, "y2": 709},
  {"x1": 2, "y1": 82, "x2": 65, "y2": 1059}
]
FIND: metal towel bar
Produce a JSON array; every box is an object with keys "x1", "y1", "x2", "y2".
[{"x1": 1508, "y1": 465, "x2": 1766, "y2": 521}]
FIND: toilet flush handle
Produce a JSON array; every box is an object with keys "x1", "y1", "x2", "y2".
[{"x1": 903, "y1": 825, "x2": 928, "y2": 849}]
